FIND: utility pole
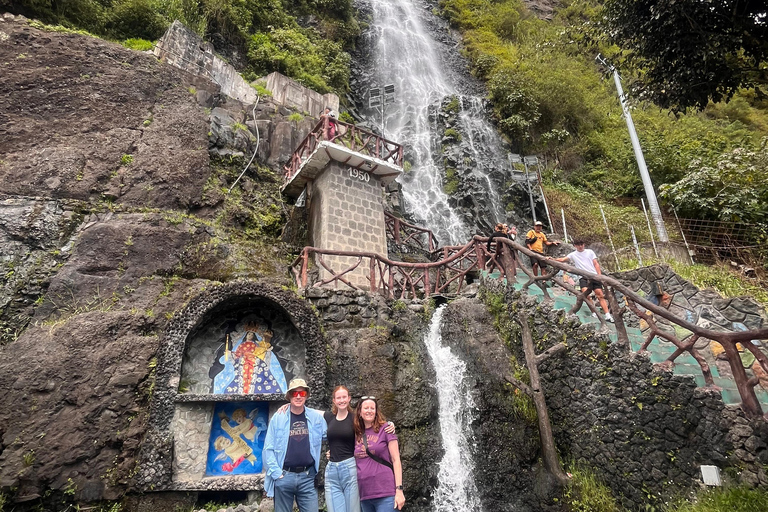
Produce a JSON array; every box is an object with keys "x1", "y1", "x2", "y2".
[{"x1": 596, "y1": 54, "x2": 669, "y2": 242}]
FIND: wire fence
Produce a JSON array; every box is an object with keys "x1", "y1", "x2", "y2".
[{"x1": 546, "y1": 201, "x2": 766, "y2": 275}]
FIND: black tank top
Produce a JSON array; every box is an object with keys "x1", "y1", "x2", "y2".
[{"x1": 324, "y1": 410, "x2": 355, "y2": 462}]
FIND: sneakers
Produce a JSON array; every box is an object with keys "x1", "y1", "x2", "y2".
[{"x1": 592, "y1": 312, "x2": 615, "y2": 323}]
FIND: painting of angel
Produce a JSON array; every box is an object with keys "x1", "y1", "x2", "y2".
[{"x1": 206, "y1": 402, "x2": 268, "y2": 476}]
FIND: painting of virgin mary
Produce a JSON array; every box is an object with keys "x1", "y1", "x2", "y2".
[{"x1": 211, "y1": 323, "x2": 288, "y2": 395}]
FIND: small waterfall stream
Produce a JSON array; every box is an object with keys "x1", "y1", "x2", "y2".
[
  {"x1": 423, "y1": 305, "x2": 483, "y2": 511},
  {"x1": 364, "y1": 0, "x2": 512, "y2": 245}
]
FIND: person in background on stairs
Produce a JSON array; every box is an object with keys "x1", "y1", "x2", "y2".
[
  {"x1": 525, "y1": 220, "x2": 559, "y2": 276},
  {"x1": 486, "y1": 223, "x2": 517, "y2": 278},
  {"x1": 549, "y1": 239, "x2": 614, "y2": 323},
  {"x1": 322, "y1": 107, "x2": 338, "y2": 141}
]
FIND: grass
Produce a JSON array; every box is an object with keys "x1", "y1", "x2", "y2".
[
  {"x1": 122, "y1": 38, "x2": 154, "y2": 51},
  {"x1": 668, "y1": 260, "x2": 768, "y2": 309},
  {"x1": 288, "y1": 112, "x2": 304, "y2": 122},
  {"x1": 668, "y1": 486, "x2": 768, "y2": 512},
  {"x1": 564, "y1": 465, "x2": 622, "y2": 512}
]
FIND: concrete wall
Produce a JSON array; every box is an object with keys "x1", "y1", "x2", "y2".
[
  {"x1": 309, "y1": 163, "x2": 387, "y2": 289},
  {"x1": 155, "y1": 21, "x2": 258, "y2": 105},
  {"x1": 172, "y1": 403, "x2": 214, "y2": 482},
  {"x1": 155, "y1": 21, "x2": 339, "y2": 112},
  {"x1": 264, "y1": 72, "x2": 338, "y2": 116}
]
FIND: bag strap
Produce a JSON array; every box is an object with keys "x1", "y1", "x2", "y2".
[{"x1": 362, "y1": 432, "x2": 394, "y2": 472}]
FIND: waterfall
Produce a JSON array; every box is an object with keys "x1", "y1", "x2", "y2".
[
  {"x1": 423, "y1": 305, "x2": 483, "y2": 511},
  {"x1": 364, "y1": 0, "x2": 511, "y2": 245}
]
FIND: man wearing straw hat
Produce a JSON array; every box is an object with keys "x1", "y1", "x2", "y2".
[{"x1": 263, "y1": 378, "x2": 327, "y2": 512}]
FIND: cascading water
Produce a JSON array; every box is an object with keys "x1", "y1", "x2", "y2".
[
  {"x1": 360, "y1": 0, "x2": 514, "y2": 245},
  {"x1": 423, "y1": 305, "x2": 483, "y2": 511}
]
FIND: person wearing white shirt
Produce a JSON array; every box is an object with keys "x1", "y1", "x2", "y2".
[{"x1": 550, "y1": 239, "x2": 614, "y2": 322}]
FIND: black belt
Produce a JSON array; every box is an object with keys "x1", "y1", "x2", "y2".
[{"x1": 284, "y1": 466, "x2": 311, "y2": 473}]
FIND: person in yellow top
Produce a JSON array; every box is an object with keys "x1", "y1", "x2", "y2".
[{"x1": 525, "y1": 221, "x2": 559, "y2": 276}]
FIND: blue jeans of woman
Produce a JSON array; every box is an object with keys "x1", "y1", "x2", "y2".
[
  {"x1": 325, "y1": 457, "x2": 360, "y2": 512},
  {"x1": 360, "y1": 495, "x2": 395, "y2": 512}
]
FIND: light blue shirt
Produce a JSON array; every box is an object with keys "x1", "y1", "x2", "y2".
[{"x1": 262, "y1": 406, "x2": 327, "y2": 497}]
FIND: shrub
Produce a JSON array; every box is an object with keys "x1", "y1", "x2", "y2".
[{"x1": 122, "y1": 38, "x2": 154, "y2": 51}]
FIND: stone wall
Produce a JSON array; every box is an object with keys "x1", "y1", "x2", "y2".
[
  {"x1": 615, "y1": 264, "x2": 767, "y2": 385},
  {"x1": 264, "y1": 72, "x2": 339, "y2": 116},
  {"x1": 155, "y1": 22, "x2": 339, "y2": 114},
  {"x1": 308, "y1": 163, "x2": 388, "y2": 289},
  {"x1": 154, "y1": 21, "x2": 258, "y2": 105},
  {"x1": 479, "y1": 278, "x2": 768, "y2": 510},
  {"x1": 172, "y1": 403, "x2": 214, "y2": 482}
]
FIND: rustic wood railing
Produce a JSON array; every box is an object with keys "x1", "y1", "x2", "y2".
[
  {"x1": 384, "y1": 211, "x2": 439, "y2": 253},
  {"x1": 283, "y1": 116, "x2": 404, "y2": 184},
  {"x1": 291, "y1": 236, "x2": 768, "y2": 418}
]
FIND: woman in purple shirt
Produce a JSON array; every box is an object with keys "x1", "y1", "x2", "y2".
[{"x1": 354, "y1": 397, "x2": 405, "y2": 512}]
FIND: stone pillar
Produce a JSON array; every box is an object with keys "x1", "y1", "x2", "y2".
[{"x1": 308, "y1": 162, "x2": 387, "y2": 290}]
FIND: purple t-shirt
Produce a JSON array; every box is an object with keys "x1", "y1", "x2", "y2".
[{"x1": 354, "y1": 426, "x2": 397, "y2": 500}]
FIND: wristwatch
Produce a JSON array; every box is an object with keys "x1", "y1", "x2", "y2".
[{"x1": 396, "y1": 485, "x2": 403, "y2": 490}]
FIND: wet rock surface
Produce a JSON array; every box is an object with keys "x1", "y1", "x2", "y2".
[{"x1": 440, "y1": 298, "x2": 554, "y2": 512}]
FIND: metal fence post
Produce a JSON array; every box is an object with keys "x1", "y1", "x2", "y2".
[{"x1": 599, "y1": 204, "x2": 621, "y2": 271}]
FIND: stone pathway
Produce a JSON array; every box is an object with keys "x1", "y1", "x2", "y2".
[{"x1": 488, "y1": 268, "x2": 768, "y2": 411}]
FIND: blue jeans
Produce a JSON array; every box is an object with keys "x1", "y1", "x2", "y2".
[
  {"x1": 325, "y1": 457, "x2": 361, "y2": 512},
  {"x1": 361, "y1": 495, "x2": 395, "y2": 512},
  {"x1": 273, "y1": 467, "x2": 318, "y2": 512}
]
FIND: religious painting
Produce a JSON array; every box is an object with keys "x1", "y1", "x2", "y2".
[
  {"x1": 210, "y1": 321, "x2": 288, "y2": 395},
  {"x1": 206, "y1": 402, "x2": 269, "y2": 476}
]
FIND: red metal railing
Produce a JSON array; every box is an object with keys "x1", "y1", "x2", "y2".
[
  {"x1": 291, "y1": 237, "x2": 768, "y2": 418},
  {"x1": 283, "y1": 116, "x2": 404, "y2": 184},
  {"x1": 384, "y1": 211, "x2": 439, "y2": 252}
]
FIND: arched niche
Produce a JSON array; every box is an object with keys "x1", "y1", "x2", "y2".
[{"x1": 138, "y1": 281, "x2": 325, "y2": 492}]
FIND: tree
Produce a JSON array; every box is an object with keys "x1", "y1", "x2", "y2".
[
  {"x1": 603, "y1": 0, "x2": 768, "y2": 112},
  {"x1": 659, "y1": 138, "x2": 768, "y2": 227}
]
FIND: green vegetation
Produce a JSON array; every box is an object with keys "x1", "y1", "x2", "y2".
[
  {"x1": 9, "y1": 0, "x2": 359, "y2": 96},
  {"x1": 437, "y1": 0, "x2": 768, "y2": 235},
  {"x1": 668, "y1": 261, "x2": 768, "y2": 309},
  {"x1": 563, "y1": 465, "x2": 621, "y2": 512},
  {"x1": 443, "y1": 168, "x2": 459, "y2": 195},
  {"x1": 288, "y1": 112, "x2": 304, "y2": 122},
  {"x1": 122, "y1": 38, "x2": 153, "y2": 51},
  {"x1": 668, "y1": 486, "x2": 768, "y2": 512},
  {"x1": 120, "y1": 153, "x2": 134, "y2": 166},
  {"x1": 444, "y1": 128, "x2": 461, "y2": 141}
]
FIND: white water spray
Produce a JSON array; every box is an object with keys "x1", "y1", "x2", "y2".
[
  {"x1": 367, "y1": 0, "x2": 510, "y2": 245},
  {"x1": 423, "y1": 305, "x2": 483, "y2": 511}
]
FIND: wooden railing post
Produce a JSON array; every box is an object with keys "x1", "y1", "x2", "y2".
[
  {"x1": 300, "y1": 248, "x2": 309, "y2": 288},
  {"x1": 606, "y1": 287, "x2": 629, "y2": 348},
  {"x1": 370, "y1": 257, "x2": 376, "y2": 293}
]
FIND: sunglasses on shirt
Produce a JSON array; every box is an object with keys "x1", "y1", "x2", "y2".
[{"x1": 291, "y1": 390, "x2": 308, "y2": 398}]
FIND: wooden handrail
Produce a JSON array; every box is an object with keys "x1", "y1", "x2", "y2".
[
  {"x1": 283, "y1": 117, "x2": 404, "y2": 183},
  {"x1": 291, "y1": 235, "x2": 768, "y2": 417}
]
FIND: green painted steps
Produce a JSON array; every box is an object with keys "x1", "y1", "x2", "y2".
[{"x1": 489, "y1": 268, "x2": 768, "y2": 410}]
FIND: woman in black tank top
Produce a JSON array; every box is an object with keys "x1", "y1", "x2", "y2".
[{"x1": 277, "y1": 386, "x2": 394, "y2": 512}]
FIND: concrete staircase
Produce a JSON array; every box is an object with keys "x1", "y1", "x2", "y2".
[{"x1": 487, "y1": 268, "x2": 768, "y2": 410}]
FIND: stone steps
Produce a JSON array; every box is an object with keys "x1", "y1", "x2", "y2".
[{"x1": 486, "y1": 268, "x2": 768, "y2": 410}]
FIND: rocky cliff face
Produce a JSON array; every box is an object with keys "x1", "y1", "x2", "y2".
[
  {"x1": 0, "y1": 15, "x2": 304, "y2": 507},
  {"x1": 0, "y1": 15, "x2": 446, "y2": 511}
]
